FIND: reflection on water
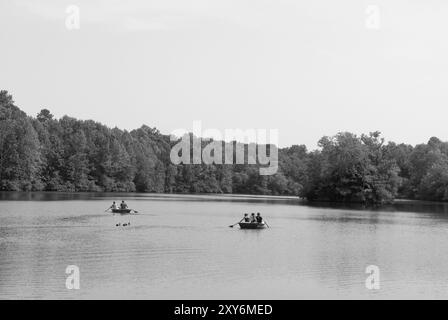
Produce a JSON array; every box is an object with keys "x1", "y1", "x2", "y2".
[{"x1": 1, "y1": 192, "x2": 448, "y2": 299}]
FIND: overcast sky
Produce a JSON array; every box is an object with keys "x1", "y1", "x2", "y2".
[{"x1": 1, "y1": 0, "x2": 447, "y2": 149}]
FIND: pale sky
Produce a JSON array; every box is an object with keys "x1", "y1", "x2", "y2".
[{"x1": 1, "y1": 0, "x2": 448, "y2": 149}]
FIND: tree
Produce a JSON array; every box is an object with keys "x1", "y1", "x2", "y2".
[
  {"x1": 419, "y1": 157, "x2": 448, "y2": 201},
  {"x1": 304, "y1": 132, "x2": 400, "y2": 204},
  {"x1": 37, "y1": 109, "x2": 54, "y2": 123},
  {"x1": 0, "y1": 91, "x2": 43, "y2": 190}
]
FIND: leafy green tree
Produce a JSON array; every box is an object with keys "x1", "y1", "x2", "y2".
[
  {"x1": 304, "y1": 132, "x2": 400, "y2": 204},
  {"x1": 419, "y1": 157, "x2": 448, "y2": 201},
  {"x1": 0, "y1": 91, "x2": 42, "y2": 190}
]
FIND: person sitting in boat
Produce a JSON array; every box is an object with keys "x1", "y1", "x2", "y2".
[
  {"x1": 256, "y1": 213, "x2": 263, "y2": 223},
  {"x1": 250, "y1": 213, "x2": 256, "y2": 223},
  {"x1": 109, "y1": 201, "x2": 118, "y2": 210},
  {"x1": 120, "y1": 200, "x2": 128, "y2": 209},
  {"x1": 239, "y1": 213, "x2": 250, "y2": 223}
]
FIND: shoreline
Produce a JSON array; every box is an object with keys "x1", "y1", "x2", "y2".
[{"x1": 1, "y1": 190, "x2": 448, "y2": 206}]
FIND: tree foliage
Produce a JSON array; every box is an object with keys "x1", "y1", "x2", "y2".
[{"x1": 1, "y1": 90, "x2": 447, "y2": 203}]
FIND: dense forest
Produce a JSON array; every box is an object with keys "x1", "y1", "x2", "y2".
[{"x1": 1, "y1": 90, "x2": 448, "y2": 204}]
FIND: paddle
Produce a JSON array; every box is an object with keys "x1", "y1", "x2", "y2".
[
  {"x1": 264, "y1": 220, "x2": 270, "y2": 228},
  {"x1": 229, "y1": 221, "x2": 241, "y2": 228},
  {"x1": 131, "y1": 209, "x2": 139, "y2": 214},
  {"x1": 104, "y1": 207, "x2": 111, "y2": 212}
]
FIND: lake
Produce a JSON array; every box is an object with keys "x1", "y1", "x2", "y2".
[{"x1": 1, "y1": 192, "x2": 448, "y2": 299}]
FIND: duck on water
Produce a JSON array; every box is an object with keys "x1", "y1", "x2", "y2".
[{"x1": 229, "y1": 212, "x2": 270, "y2": 229}]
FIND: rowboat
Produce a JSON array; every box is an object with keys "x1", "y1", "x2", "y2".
[
  {"x1": 111, "y1": 208, "x2": 132, "y2": 214},
  {"x1": 238, "y1": 222, "x2": 266, "y2": 229}
]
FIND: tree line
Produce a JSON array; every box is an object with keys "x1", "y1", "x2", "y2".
[{"x1": 1, "y1": 90, "x2": 447, "y2": 203}]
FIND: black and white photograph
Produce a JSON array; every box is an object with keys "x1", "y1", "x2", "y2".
[{"x1": 1, "y1": 0, "x2": 448, "y2": 305}]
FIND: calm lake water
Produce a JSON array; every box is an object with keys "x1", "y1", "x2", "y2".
[{"x1": 1, "y1": 192, "x2": 448, "y2": 299}]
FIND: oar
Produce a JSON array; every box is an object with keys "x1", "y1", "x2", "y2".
[
  {"x1": 264, "y1": 220, "x2": 270, "y2": 228},
  {"x1": 131, "y1": 209, "x2": 139, "y2": 214},
  {"x1": 104, "y1": 207, "x2": 111, "y2": 212},
  {"x1": 229, "y1": 221, "x2": 241, "y2": 228}
]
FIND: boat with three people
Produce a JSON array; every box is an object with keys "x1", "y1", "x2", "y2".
[{"x1": 230, "y1": 212, "x2": 269, "y2": 229}]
